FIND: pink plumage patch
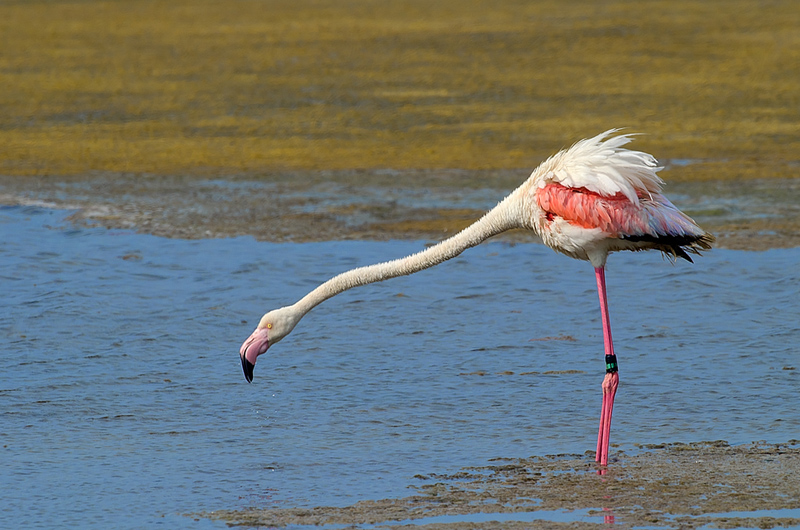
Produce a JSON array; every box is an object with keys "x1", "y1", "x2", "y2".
[{"x1": 536, "y1": 183, "x2": 648, "y2": 235}]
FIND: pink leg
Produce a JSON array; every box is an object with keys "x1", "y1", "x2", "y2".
[{"x1": 595, "y1": 267, "x2": 619, "y2": 466}]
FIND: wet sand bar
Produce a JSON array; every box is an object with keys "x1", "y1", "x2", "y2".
[{"x1": 205, "y1": 441, "x2": 800, "y2": 529}]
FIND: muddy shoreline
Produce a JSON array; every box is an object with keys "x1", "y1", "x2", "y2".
[{"x1": 203, "y1": 441, "x2": 800, "y2": 529}]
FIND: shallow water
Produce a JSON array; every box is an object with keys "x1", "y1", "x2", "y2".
[{"x1": 1, "y1": 205, "x2": 799, "y2": 529}]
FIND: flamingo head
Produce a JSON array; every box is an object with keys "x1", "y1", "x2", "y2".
[{"x1": 239, "y1": 306, "x2": 300, "y2": 383}]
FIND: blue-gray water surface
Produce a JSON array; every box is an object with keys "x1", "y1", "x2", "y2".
[{"x1": 1, "y1": 205, "x2": 799, "y2": 528}]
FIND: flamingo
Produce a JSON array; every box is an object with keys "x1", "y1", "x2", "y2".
[{"x1": 239, "y1": 130, "x2": 714, "y2": 466}]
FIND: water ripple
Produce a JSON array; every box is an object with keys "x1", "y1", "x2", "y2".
[{"x1": 0, "y1": 206, "x2": 798, "y2": 529}]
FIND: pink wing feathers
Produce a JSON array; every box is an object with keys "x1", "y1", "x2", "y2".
[{"x1": 535, "y1": 182, "x2": 703, "y2": 240}]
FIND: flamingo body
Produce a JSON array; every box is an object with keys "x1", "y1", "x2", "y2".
[
  {"x1": 239, "y1": 130, "x2": 713, "y2": 467},
  {"x1": 522, "y1": 131, "x2": 709, "y2": 266}
]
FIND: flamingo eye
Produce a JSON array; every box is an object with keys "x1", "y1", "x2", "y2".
[{"x1": 267, "y1": 323, "x2": 273, "y2": 329}]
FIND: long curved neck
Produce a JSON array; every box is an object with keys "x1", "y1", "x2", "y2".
[{"x1": 292, "y1": 190, "x2": 524, "y2": 316}]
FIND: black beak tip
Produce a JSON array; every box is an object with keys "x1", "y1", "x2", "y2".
[{"x1": 241, "y1": 356, "x2": 255, "y2": 383}]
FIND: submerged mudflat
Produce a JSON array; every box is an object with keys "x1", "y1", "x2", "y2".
[
  {"x1": 1, "y1": 170, "x2": 799, "y2": 251},
  {"x1": 206, "y1": 441, "x2": 800, "y2": 529}
]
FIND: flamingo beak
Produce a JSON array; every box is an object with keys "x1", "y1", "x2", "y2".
[
  {"x1": 239, "y1": 328, "x2": 270, "y2": 383},
  {"x1": 241, "y1": 355, "x2": 256, "y2": 383}
]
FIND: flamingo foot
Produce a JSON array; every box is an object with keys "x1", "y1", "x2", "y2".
[{"x1": 595, "y1": 371, "x2": 619, "y2": 465}]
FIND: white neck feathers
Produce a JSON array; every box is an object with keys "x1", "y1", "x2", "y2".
[{"x1": 293, "y1": 190, "x2": 523, "y2": 316}]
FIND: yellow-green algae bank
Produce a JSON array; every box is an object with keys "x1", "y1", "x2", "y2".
[{"x1": 1, "y1": 0, "x2": 798, "y2": 177}]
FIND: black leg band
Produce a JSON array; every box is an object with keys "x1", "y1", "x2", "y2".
[{"x1": 605, "y1": 354, "x2": 618, "y2": 374}]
